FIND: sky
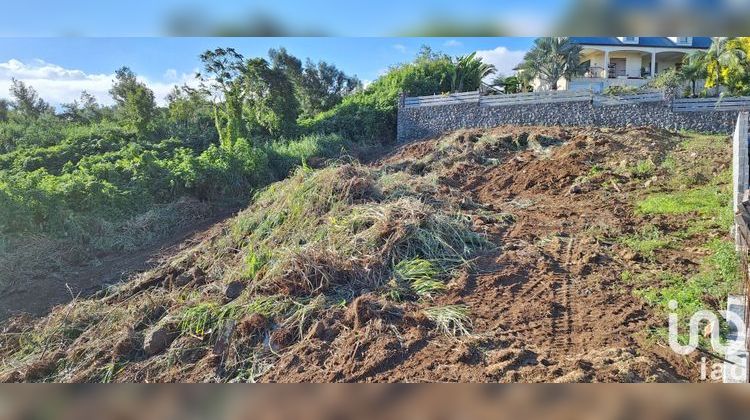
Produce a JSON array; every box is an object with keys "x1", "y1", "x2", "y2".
[{"x1": 0, "y1": 37, "x2": 534, "y2": 107}]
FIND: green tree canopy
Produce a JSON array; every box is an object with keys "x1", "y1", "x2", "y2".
[
  {"x1": 109, "y1": 67, "x2": 156, "y2": 137},
  {"x1": 9, "y1": 79, "x2": 52, "y2": 119},
  {"x1": 61, "y1": 91, "x2": 102, "y2": 124},
  {"x1": 519, "y1": 37, "x2": 582, "y2": 90},
  {"x1": 450, "y1": 52, "x2": 495, "y2": 92},
  {"x1": 198, "y1": 48, "x2": 247, "y2": 149},
  {"x1": 243, "y1": 57, "x2": 300, "y2": 138},
  {"x1": 688, "y1": 37, "x2": 747, "y2": 96}
]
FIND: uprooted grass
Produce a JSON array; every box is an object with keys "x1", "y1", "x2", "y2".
[
  {"x1": 0, "y1": 163, "x2": 490, "y2": 382},
  {"x1": 423, "y1": 304, "x2": 472, "y2": 337}
]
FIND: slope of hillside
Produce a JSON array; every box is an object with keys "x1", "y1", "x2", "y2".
[{"x1": 0, "y1": 125, "x2": 736, "y2": 382}]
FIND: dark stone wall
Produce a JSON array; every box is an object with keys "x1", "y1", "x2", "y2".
[{"x1": 397, "y1": 100, "x2": 738, "y2": 142}]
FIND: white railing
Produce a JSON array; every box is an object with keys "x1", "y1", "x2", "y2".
[
  {"x1": 479, "y1": 90, "x2": 592, "y2": 106},
  {"x1": 593, "y1": 91, "x2": 665, "y2": 106},
  {"x1": 402, "y1": 90, "x2": 750, "y2": 112},
  {"x1": 673, "y1": 97, "x2": 750, "y2": 112},
  {"x1": 403, "y1": 91, "x2": 480, "y2": 107}
]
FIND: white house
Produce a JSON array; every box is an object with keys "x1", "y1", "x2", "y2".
[{"x1": 530, "y1": 37, "x2": 711, "y2": 92}]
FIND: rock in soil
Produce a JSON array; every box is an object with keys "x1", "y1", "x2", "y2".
[
  {"x1": 24, "y1": 351, "x2": 66, "y2": 382},
  {"x1": 112, "y1": 328, "x2": 138, "y2": 359},
  {"x1": 223, "y1": 281, "x2": 245, "y2": 302},
  {"x1": 237, "y1": 313, "x2": 268, "y2": 339},
  {"x1": 144, "y1": 323, "x2": 179, "y2": 356}
]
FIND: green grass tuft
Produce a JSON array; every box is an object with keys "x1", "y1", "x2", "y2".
[
  {"x1": 629, "y1": 159, "x2": 656, "y2": 179},
  {"x1": 393, "y1": 258, "x2": 445, "y2": 299},
  {"x1": 621, "y1": 225, "x2": 672, "y2": 261}
]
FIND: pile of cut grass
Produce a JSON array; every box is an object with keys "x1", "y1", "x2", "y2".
[{"x1": 0, "y1": 163, "x2": 490, "y2": 382}]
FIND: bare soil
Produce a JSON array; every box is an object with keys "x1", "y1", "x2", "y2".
[{"x1": 264, "y1": 126, "x2": 703, "y2": 382}]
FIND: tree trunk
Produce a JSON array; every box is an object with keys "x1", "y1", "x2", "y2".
[{"x1": 716, "y1": 67, "x2": 721, "y2": 97}]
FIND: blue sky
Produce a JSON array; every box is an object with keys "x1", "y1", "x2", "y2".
[{"x1": 0, "y1": 37, "x2": 534, "y2": 106}]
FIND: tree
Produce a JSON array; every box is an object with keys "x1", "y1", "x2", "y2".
[
  {"x1": 491, "y1": 74, "x2": 521, "y2": 93},
  {"x1": 519, "y1": 37, "x2": 582, "y2": 90},
  {"x1": 450, "y1": 52, "x2": 496, "y2": 92},
  {"x1": 297, "y1": 59, "x2": 361, "y2": 117},
  {"x1": 198, "y1": 48, "x2": 247, "y2": 149},
  {"x1": 109, "y1": 67, "x2": 156, "y2": 136},
  {"x1": 166, "y1": 85, "x2": 217, "y2": 149},
  {"x1": 268, "y1": 47, "x2": 304, "y2": 83},
  {"x1": 243, "y1": 57, "x2": 300, "y2": 137},
  {"x1": 269, "y1": 47, "x2": 361, "y2": 118},
  {"x1": 9, "y1": 78, "x2": 52, "y2": 119},
  {"x1": 61, "y1": 91, "x2": 101, "y2": 124},
  {"x1": 688, "y1": 37, "x2": 747, "y2": 96},
  {"x1": 0, "y1": 99, "x2": 9, "y2": 122},
  {"x1": 680, "y1": 55, "x2": 708, "y2": 97}
]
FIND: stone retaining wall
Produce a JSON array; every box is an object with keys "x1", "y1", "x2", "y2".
[{"x1": 397, "y1": 100, "x2": 739, "y2": 142}]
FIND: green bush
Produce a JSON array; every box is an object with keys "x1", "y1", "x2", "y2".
[{"x1": 302, "y1": 47, "x2": 465, "y2": 144}]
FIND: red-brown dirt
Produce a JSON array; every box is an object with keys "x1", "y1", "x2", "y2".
[{"x1": 263, "y1": 126, "x2": 702, "y2": 382}]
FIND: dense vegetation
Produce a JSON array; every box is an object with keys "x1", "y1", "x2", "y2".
[{"x1": 0, "y1": 46, "x2": 488, "y2": 260}]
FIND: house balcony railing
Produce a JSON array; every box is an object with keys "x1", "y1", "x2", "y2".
[{"x1": 580, "y1": 66, "x2": 649, "y2": 79}]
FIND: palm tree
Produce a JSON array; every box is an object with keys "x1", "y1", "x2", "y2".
[
  {"x1": 520, "y1": 37, "x2": 582, "y2": 90},
  {"x1": 680, "y1": 55, "x2": 707, "y2": 97},
  {"x1": 688, "y1": 37, "x2": 746, "y2": 96},
  {"x1": 450, "y1": 52, "x2": 496, "y2": 92}
]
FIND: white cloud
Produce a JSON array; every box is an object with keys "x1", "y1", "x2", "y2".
[
  {"x1": 443, "y1": 39, "x2": 462, "y2": 47},
  {"x1": 163, "y1": 68, "x2": 179, "y2": 81},
  {"x1": 392, "y1": 43, "x2": 407, "y2": 53},
  {"x1": 0, "y1": 59, "x2": 200, "y2": 107},
  {"x1": 474, "y1": 46, "x2": 527, "y2": 80}
]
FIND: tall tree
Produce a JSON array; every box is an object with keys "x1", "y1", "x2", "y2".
[
  {"x1": 198, "y1": 48, "x2": 247, "y2": 149},
  {"x1": 268, "y1": 47, "x2": 303, "y2": 83},
  {"x1": 269, "y1": 47, "x2": 361, "y2": 118},
  {"x1": 9, "y1": 78, "x2": 52, "y2": 119},
  {"x1": 298, "y1": 59, "x2": 361, "y2": 117},
  {"x1": 243, "y1": 57, "x2": 300, "y2": 137},
  {"x1": 688, "y1": 37, "x2": 747, "y2": 96},
  {"x1": 519, "y1": 37, "x2": 582, "y2": 90},
  {"x1": 109, "y1": 67, "x2": 156, "y2": 137},
  {"x1": 166, "y1": 85, "x2": 217, "y2": 149}
]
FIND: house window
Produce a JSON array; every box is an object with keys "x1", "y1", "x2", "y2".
[{"x1": 619, "y1": 36, "x2": 638, "y2": 44}]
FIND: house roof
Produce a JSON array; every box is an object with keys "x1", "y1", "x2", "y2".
[{"x1": 569, "y1": 37, "x2": 712, "y2": 49}]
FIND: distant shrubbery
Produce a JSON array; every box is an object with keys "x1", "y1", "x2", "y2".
[
  {"x1": 0, "y1": 44, "x2": 483, "y2": 253},
  {"x1": 0, "y1": 125, "x2": 347, "y2": 239}
]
